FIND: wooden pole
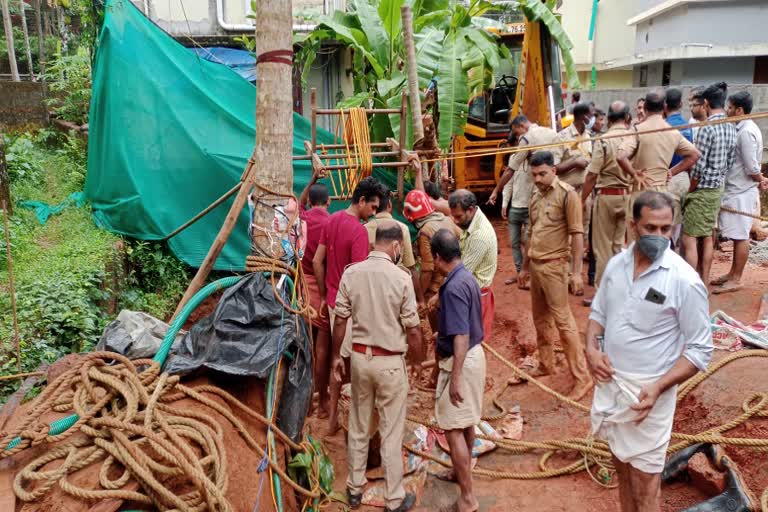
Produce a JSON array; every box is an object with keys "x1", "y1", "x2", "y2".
[
  {"x1": 0, "y1": 137, "x2": 11, "y2": 216},
  {"x1": 397, "y1": 89, "x2": 407, "y2": 209},
  {"x1": 250, "y1": 0, "x2": 294, "y2": 258},
  {"x1": 160, "y1": 182, "x2": 242, "y2": 242},
  {"x1": 172, "y1": 161, "x2": 257, "y2": 319},
  {"x1": 33, "y1": 0, "x2": 45, "y2": 81},
  {"x1": 311, "y1": 88, "x2": 317, "y2": 152},
  {"x1": 2, "y1": 201, "x2": 21, "y2": 375},
  {"x1": 18, "y1": 0, "x2": 34, "y2": 81},
  {"x1": 1, "y1": 0, "x2": 20, "y2": 82},
  {"x1": 401, "y1": 5, "x2": 424, "y2": 144}
]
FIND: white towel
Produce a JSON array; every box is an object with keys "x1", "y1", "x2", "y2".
[{"x1": 590, "y1": 369, "x2": 677, "y2": 474}]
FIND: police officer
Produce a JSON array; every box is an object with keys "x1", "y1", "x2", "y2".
[
  {"x1": 331, "y1": 222, "x2": 422, "y2": 512},
  {"x1": 518, "y1": 151, "x2": 593, "y2": 401}
]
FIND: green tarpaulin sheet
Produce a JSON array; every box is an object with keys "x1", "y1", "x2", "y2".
[{"x1": 86, "y1": 0, "x2": 405, "y2": 271}]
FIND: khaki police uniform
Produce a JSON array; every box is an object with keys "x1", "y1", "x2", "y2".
[
  {"x1": 527, "y1": 178, "x2": 591, "y2": 388},
  {"x1": 558, "y1": 123, "x2": 593, "y2": 234},
  {"x1": 586, "y1": 124, "x2": 632, "y2": 287},
  {"x1": 334, "y1": 251, "x2": 420, "y2": 510},
  {"x1": 618, "y1": 114, "x2": 698, "y2": 212},
  {"x1": 365, "y1": 212, "x2": 416, "y2": 269},
  {"x1": 414, "y1": 212, "x2": 462, "y2": 299}
]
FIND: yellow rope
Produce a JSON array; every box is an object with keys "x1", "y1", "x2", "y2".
[
  {"x1": 334, "y1": 343, "x2": 768, "y2": 499},
  {"x1": 419, "y1": 110, "x2": 768, "y2": 165}
]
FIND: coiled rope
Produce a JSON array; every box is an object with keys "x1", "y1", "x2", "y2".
[
  {"x1": 339, "y1": 342, "x2": 768, "y2": 506},
  {"x1": 1, "y1": 352, "x2": 322, "y2": 511}
]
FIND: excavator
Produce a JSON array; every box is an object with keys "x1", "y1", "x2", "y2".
[{"x1": 449, "y1": 18, "x2": 566, "y2": 195}]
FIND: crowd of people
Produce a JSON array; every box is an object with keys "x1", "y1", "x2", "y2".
[{"x1": 294, "y1": 81, "x2": 763, "y2": 512}]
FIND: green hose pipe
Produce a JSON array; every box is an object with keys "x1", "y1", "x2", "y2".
[{"x1": 3, "y1": 276, "x2": 243, "y2": 452}]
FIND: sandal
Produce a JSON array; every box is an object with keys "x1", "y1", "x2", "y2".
[{"x1": 710, "y1": 274, "x2": 732, "y2": 286}]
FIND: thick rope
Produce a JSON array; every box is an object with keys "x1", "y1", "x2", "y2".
[
  {"x1": 2, "y1": 352, "x2": 322, "y2": 511},
  {"x1": 336, "y1": 343, "x2": 768, "y2": 498}
]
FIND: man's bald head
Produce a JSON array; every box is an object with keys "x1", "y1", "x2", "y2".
[
  {"x1": 644, "y1": 89, "x2": 665, "y2": 114},
  {"x1": 374, "y1": 221, "x2": 403, "y2": 248},
  {"x1": 607, "y1": 100, "x2": 630, "y2": 126}
]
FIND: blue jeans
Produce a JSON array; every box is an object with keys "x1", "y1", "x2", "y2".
[{"x1": 507, "y1": 207, "x2": 529, "y2": 272}]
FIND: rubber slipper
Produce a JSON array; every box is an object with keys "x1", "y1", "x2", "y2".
[{"x1": 711, "y1": 282, "x2": 743, "y2": 295}]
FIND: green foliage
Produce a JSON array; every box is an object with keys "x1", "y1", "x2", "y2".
[
  {"x1": 121, "y1": 241, "x2": 191, "y2": 321},
  {"x1": 0, "y1": 133, "x2": 120, "y2": 403},
  {"x1": 44, "y1": 46, "x2": 92, "y2": 125},
  {"x1": 4, "y1": 135, "x2": 42, "y2": 183},
  {"x1": 288, "y1": 436, "x2": 338, "y2": 511},
  {"x1": 296, "y1": 0, "x2": 512, "y2": 150},
  {"x1": 296, "y1": 0, "x2": 580, "y2": 149}
]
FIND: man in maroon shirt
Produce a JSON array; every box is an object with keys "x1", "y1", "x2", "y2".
[
  {"x1": 299, "y1": 172, "x2": 332, "y2": 417},
  {"x1": 313, "y1": 176, "x2": 384, "y2": 431}
]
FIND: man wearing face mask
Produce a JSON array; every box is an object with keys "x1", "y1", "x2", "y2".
[
  {"x1": 586, "y1": 191, "x2": 712, "y2": 512},
  {"x1": 332, "y1": 222, "x2": 422, "y2": 512}
]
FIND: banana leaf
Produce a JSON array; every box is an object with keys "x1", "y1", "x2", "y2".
[
  {"x1": 353, "y1": 0, "x2": 392, "y2": 71},
  {"x1": 436, "y1": 32, "x2": 469, "y2": 150}
]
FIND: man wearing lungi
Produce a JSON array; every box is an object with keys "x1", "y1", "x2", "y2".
[{"x1": 586, "y1": 191, "x2": 713, "y2": 512}]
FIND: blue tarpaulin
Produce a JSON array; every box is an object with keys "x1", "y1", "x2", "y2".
[{"x1": 190, "y1": 47, "x2": 257, "y2": 82}]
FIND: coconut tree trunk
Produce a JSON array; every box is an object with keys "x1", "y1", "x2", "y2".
[
  {"x1": 1, "y1": 0, "x2": 20, "y2": 81},
  {"x1": 18, "y1": 0, "x2": 34, "y2": 80},
  {"x1": 249, "y1": 0, "x2": 294, "y2": 257},
  {"x1": 33, "y1": 0, "x2": 44, "y2": 80}
]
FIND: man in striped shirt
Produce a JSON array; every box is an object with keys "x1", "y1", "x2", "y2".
[
  {"x1": 682, "y1": 82, "x2": 737, "y2": 285},
  {"x1": 448, "y1": 190, "x2": 498, "y2": 339}
]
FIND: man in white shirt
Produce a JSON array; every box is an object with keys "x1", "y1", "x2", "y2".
[
  {"x1": 488, "y1": 116, "x2": 561, "y2": 285},
  {"x1": 586, "y1": 191, "x2": 713, "y2": 512},
  {"x1": 712, "y1": 91, "x2": 767, "y2": 294}
]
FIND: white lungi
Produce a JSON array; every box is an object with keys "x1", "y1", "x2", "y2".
[
  {"x1": 719, "y1": 187, "x2": 758, "y2": 241},
  {"x1": 591, "y1": 369, "x2": 676, "y2": 474}
]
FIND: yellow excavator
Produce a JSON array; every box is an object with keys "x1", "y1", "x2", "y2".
[{"x1": 450, "y1": 19, "x2": 566, "y2": 195}]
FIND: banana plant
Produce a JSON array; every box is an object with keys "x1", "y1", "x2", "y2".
[{"x1": 295, "y1": 0, "x2": 578, "y2": 150}]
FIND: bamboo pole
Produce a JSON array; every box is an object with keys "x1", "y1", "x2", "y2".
[
  {"x1": 316, "y1": 108, "x2": 401, "y2": 115},
  {"x1": 1, "y1": 0, "x2": 20, "y2": 81},
  {"x1": 160, "y1": 182, "x2": 242, "y2": 242},
  {"x1": 310, "y1": 88, "x2": 317, "y2": 152},
  {"x1": 2, "y1": 201, "x2": 21, "y2": 375},
  {"x1": 397, "y1": 89, "x2": 407, "y2": 208},
  {"x1": 172, "y1": 162, "x2": 256, "y2": 319},
  {"x1": 401, "y1": 5, "x2": 424, "y2": 144}
]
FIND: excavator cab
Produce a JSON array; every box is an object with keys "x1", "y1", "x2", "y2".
[
  {"x1": 450, "y1": 20, "x2": 564, "y2": 197},
  {"x1": 467, "y1": 75, "x2": 519, "y2": 136}
]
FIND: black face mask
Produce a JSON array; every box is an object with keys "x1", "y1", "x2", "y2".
[{"x1": 393, "y1": 243, "x2": 402, "y2": 266}]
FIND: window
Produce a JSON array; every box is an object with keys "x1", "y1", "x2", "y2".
[
  {"x1": 662, "y1": 60, "x2": 671, "y2": 86},
  {"x1": 639, "y1": 65, "x2": 648, "y2": 87}
]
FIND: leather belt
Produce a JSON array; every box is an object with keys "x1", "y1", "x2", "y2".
[
  {"x1": 530, "y1": 257, "x2": 568, "y2": 265},
  {"x1": 352, "y1": 343, "x2": 403, "y2": 357},
  {"x1": 597, "y1": 187, "x2": 629, "y2": 196}
]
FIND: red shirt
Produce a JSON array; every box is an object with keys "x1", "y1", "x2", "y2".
[
  {"x1": 301, "y1": 207, "x2": 330, "y2": 277},
  {"x1": 319, "y1": 210, "x2": 369, "y2": 307}
]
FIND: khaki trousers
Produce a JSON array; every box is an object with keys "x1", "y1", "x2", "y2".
[
  {"x1": 347, "y1": 351, "x2": 408, "y2": 509},
  {"x1": 530, "y1": 259, "x2": 591, "y2": 387},
  {"x1": 592, "y1": 194, "x2": 629, "y2": 287}
]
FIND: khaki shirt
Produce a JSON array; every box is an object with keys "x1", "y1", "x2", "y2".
[
  {"x1": 527, "y1": 177, "x2": 583, "y2": 261},
  {"x1": 618, "y1": 114, "x2": 698, "y2": 188},
  {"x1": 364, "y1": 212, "x2": 416, "y2": 268},
  {"x1": 587, "y1": 125, "x2": 633, "y2": 189},
  {"x1": 558, "y1": 124, "x2": 592, "y2": 188},
  {"x1": 415, "y1": 212, "x2": 462, "y2": 296},
  {"x1": 335, "y1": 251, "x2": 420, "y2": 352}
]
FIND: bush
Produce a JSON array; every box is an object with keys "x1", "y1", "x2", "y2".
[
  {"x1": 44, "y1": 46, "x2": 92, "y2": 125},
  {"x1": 122, "y1": 241, "x2": 191, "y2": 320},
  {"x1": 4, "y1": 134, "x2": 42, "y2": 183}
]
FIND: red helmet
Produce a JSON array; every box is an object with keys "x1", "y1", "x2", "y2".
[{"x1": 403, "y1": 189, "x2": 435, "y2": 223}]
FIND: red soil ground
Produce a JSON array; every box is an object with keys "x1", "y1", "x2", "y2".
[{"x1": 308, "y1": 220, "x2": 768, "y2": 512}]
